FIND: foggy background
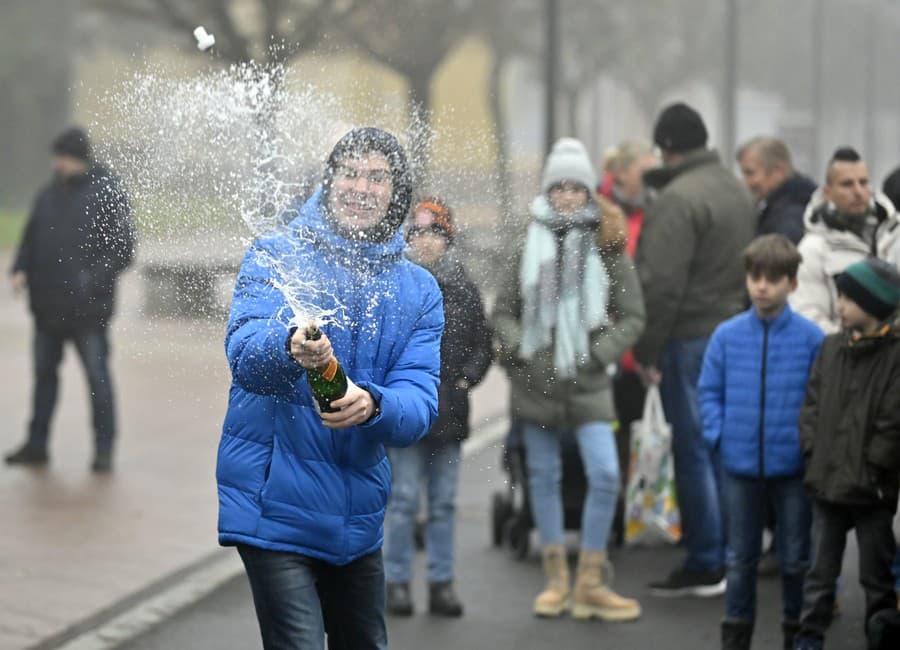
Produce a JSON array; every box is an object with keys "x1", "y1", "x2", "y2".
[{"x1": 2, "y1": 0, "x2": 900, "y2": 241}]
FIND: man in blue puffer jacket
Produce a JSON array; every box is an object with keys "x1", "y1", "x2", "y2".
[
  {"x1": 698, "y1": 234, "x2": 824, "y2": 650},
  {"x1": 217, "y1": 127, "x2": 443, "y2": 650}
]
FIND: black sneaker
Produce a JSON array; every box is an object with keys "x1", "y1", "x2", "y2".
[
  {"x1": 386, "y1": 583, "x2": 413, "y2": 616},
  {"x1": 91, "y1": 451, "x2": 113, "y2": 473},
  {"x1": 428, "y1": 581, "x2": 463, "y2": 617},
  {"x1": 5, "y1": 443, "x2": 48, "y2": 467},
  {"x1": 648, "y1": 567, "x2": 726, "y2": 598}
]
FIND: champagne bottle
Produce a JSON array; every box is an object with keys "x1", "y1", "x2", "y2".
[{"x1": 305, "y1": 323, "x2": 348, "y2": 413}]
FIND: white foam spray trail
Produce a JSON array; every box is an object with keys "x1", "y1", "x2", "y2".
[
  {"x1": 89, "y1": 60, "x2": 357, "y2": 327},
  {"x1": 89, "y1": 56, "x2": 507, "y2": 335}
]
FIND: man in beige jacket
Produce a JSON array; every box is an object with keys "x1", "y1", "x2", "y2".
[{"x1": 791, "y1": 147, "x2": 900, "y2": 334}]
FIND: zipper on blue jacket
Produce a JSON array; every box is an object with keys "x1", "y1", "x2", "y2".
[{"x1": 758, "y1": 321, "x2": 770, "y2": 478}]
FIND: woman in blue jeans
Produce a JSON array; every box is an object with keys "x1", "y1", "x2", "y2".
[
  {"x1": 384, "y1": 197, "x2": 492, "y2": 617},
  {"x1": 492, "y1": 138, "x2": 645, "y2": 621}
]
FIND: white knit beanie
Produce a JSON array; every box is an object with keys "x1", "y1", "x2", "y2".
[{"x1": 541, "y1": 137, "x2": 597, "y2": 194}]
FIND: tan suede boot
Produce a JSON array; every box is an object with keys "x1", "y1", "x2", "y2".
[
  {"x1": 572, "y1": 550, "x2": 641, "y2": 621},
  {"x1": 534, "y1": 544, "x2": 570, "y2": 617}
]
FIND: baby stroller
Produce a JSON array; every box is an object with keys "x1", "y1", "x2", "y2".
[{"x1": 491, "y1": 419, "x2": 587, "y2": 560}]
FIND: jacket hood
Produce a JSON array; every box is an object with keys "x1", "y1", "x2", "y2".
[
  {"x1": 803, "y1": 187, "x2": 897, "y2": 234},
  {"x1": 287, "y1": 188, "x2": 405, "y2": 274},
  {"x1": 768, "y1": 173, "x2": 816, "y2": 206},
  {"x1": 643, "y1": 149, "x2": 720, "y2": 191},
  {"x1": 320, "y1": 127, "x2": 412, "y2": 243},
  {"x1": 527, "y1": 193, "x2": 628, "y2": 255}
]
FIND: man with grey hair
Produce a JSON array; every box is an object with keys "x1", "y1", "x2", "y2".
[{"x1": 737, "y1": 136, "x2": 816, "y2": 244}]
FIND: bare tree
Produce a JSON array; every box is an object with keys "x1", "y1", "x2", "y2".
[
  {"x1": 338, "y1": 0, "x2": 479, "y2": 179},
  {"x1": 0, "y1": 0, "x2": 75, "y2": 209},
  {"x1": 86, "y1": 0, "x2": 359, "y2": 65},
  {"x1": 472, "y1": 1, "x2": 540, "y2": 227},
  {"x1": 603, "y1": 0, "x2": 723, "y2": 118},
  {"x1": 89, "y1": 0, "x2": 480, "y2": 180}
]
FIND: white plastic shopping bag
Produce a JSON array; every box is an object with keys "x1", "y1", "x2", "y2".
[{"x1": 624, "y1": 385, "x2": 682, "y2": 546}]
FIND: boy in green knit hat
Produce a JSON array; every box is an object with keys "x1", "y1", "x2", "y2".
[{"x1": 795, "y1": 257, "x2": 900, "y2": 650}]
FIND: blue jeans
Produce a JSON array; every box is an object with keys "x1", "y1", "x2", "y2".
[
  {"x1": 28, "y1": 325, "x2": 115, "y2": 452},
  {"x1": 722, "y1": 471, "x2": 811, "y2": 623},
  {"x1": 237, "y1": 545, "x2": 387, "y2": 650},
  {"x1": 384, "y1": 442, "x2": 461, "y2": 583},
  {"x1": 659, "y1": 336, "x2": 725, "y2": 572},
  {"x1": 523, "y1": 421, "x2": 619, "y2": 551}
]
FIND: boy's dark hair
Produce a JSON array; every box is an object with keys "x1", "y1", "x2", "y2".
[{"x1": 743, "y1": 234, "x2": 802, "y2": 281}]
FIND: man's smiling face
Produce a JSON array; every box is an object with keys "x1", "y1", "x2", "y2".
[{"x1": 328, "y1": 153, "x2": 393, "y2": 233}]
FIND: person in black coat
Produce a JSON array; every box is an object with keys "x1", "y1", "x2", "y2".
[
  {"x1": 6, "y1": 127, "x2": 135, "y2": 472},
  {"x1": 737, "y1": 136, "x2": 817, "y2": 244},
  {"x1": 384, "y1": 197, "x2": 492, "y2": 618},
  {"x1": 795, "y1": 258, "x2": 900, "y2": 649},
  {"x1": 882, "y1": 165, "x2": 900, "y2": 211}
]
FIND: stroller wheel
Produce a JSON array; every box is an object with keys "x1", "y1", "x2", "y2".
[
  {"x1": 506, "y1": 517, "x2": 530, "y2": 560},
  {"x1": 491, "y1": 492, "x2": 511, "y2": 547}
]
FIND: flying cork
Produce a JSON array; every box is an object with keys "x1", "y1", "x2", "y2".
[{"x1": 194, "y1": 26, "x2": 215, "y2": 51}]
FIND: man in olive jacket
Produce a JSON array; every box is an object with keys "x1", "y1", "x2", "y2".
[{"x1": 633, "y1": 103, "x2": 755, "y2": 597}]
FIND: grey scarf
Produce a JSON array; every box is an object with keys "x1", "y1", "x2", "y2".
[{"x1": 519, "y1": 196, "x2": 610, "y2": 379}]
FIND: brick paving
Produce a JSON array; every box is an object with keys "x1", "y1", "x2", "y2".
[{"x1": 0, "y1": 251, "x2": 508, "y2": 649}]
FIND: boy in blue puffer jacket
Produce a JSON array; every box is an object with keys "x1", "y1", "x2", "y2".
[{"x1": 699, "y1": 234, "x2": 824, "y2": 650}]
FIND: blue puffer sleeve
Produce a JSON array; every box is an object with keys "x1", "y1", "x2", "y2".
[
  {"x1": 358, "y1": 279, "x2": 444, "y2": 447},
  {"x1": 698, "y1": 326, "x2": 726, "y2": 449},
  {"x1": 225, "y1": 242, "x2": 304, "y2": 396}
]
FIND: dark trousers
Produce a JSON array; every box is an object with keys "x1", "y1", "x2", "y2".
[
  {"x1": 612, "y1": 370, "x2": 645, "y2": 543},
  {"x1": 798, "y1": 499, "x2": 897, "y2": 642},
  {"x1": 27, "y1": 325, "x2": 115, "y2": 453},
  {"x1": 659, "y1": 336, "x2": 725, "y2": 572},
  {"x1": 238, "y1": 545, "x2": 388, "y2": 650},
  {"x1": 722, "y1": 472, "x2": 811, "y2": 624}
]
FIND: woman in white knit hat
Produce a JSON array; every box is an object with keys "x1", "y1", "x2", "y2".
[{"x1": 492, "y1": 138, "x2": 645, "y2": 621}]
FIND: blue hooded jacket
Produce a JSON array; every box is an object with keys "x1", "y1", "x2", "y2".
[
  {"x1": 216, "y1": 189, "x2": 443, "y2": 564},
  {"x1": 699, "y1": 305, "x2": 823, "y2": 477}
]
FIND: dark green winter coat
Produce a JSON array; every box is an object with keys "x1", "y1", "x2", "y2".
[
  {"x1": 799, "y1": 327, "x2": 900, "y2": 508},
  {"x1": 492, "y1": 213, "x2": 645, "y2": 430},
  {"x1": 633, "y1": 149, "x2": 754, "y2": 366}
]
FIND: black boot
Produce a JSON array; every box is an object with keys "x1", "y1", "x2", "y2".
[
  {"x1": 386, "y1": 583, "x2": 413, "y2": 616},
  {"x1": 782, "y1": 620, "x2": 801, "y2": 650},
  {"x1": 5, "y1": 442, "x2": 48, "y2": 467},
  {"x1": 92, "y1": 449, "x2": 113, "y2": 473},
  {"x1": 429, "y1": 581, "x2": 463, "y2": 617},
  {"x1": 721, "y1": 619, "x2": 753, "y2": 650}
]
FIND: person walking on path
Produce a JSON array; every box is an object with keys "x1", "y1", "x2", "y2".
[
  {"x1": 216, "y1": 127, "x2": 444, "y2": 650},
  {"x1": 793, "y1": 257, "x2": 900, "y2": 649},
  {"x1": 791, "y1": 147, "x2": 900, "y2": 334},
  {"x1": 493, "y1": 137, "x2": 645, "y2": 622},
  {"x1": 736, "y1": 136, "x2": 817, "y2": 244},
  {"x1": 383, "y1": 197, "x2": 493, "y2": 618},
  {"x1": 633, "y1": 102, "x2": 755, "y2": 597},
  {"x1": 5, "y1": 127, "x2": 135, "y2": 473},
  {"x1": 699, "y1": 235, "x2": 824, "y2": 650}
]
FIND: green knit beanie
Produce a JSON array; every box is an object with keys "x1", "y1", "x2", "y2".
[{"x1": 835, "y1": 258, "x2": 900, "y2": 320}]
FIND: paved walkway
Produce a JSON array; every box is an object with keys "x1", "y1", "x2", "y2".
[{"x1": 0, "y1": 251, "x2": 508, "y2": 650}]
